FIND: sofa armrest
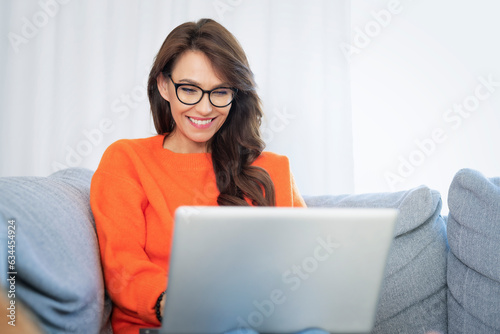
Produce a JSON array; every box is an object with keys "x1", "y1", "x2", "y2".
[{"x1": 447, "y1": 168, "x2": 500, "y2": 333}]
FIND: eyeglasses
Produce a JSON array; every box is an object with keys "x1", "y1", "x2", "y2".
[{"x1": 168, "y1": 75, "x2": 238, "y2": 108}]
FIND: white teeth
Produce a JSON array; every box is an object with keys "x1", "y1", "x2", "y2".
[{"x1": 188, "y1": 117, "x2": 213, "y2": 125}]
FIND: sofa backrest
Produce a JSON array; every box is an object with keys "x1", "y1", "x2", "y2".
[
  {"x1": 0, "y1": 168, "x2": 112, "y2": 334},
  {"x1": 305, "y1": 185, "x2": 448, "y2": 334}
]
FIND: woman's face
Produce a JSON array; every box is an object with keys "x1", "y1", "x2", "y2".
[{"x1": 157, "y1": 50, "x2": 233, "y2": 153}]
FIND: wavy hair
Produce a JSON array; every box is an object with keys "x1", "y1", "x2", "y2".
[{"x1": 147, "y1": 18, "x2": 275, "y2": 206}]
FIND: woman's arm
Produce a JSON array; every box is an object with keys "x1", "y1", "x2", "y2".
[{"x1": 90, "y1": 142, "x2": 167, "y2": 326}]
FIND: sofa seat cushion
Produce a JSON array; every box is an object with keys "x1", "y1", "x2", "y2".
[
  {"x1": 0, "y1": 168, "x2": 112, "y2": 334},
  {"x1": 304, "y1": 185, "x2": 448, "y2": 334},
  {"x1": 447, "y1": 168, "x2": 500, "y2": 333}
]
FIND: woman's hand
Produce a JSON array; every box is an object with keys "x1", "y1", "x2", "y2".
[{"x1": 160, "y1": 296, "x2": 165, "y2": 317}]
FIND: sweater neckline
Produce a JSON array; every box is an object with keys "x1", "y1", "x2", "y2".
[{"x1": 154, "y1": 134, "x2": 213, "y2": 170}]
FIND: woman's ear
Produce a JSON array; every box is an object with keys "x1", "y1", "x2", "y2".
[{"x1": 157, "y1": 74, "x2": 171, "y2": 102}]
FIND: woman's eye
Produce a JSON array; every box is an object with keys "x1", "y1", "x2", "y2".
[
  {"x1": 212, "y1": 89, "x2": 230, "y2": 96},
  {"x1": 180, "y1": 86, "x2": 198, "y2": 94}
]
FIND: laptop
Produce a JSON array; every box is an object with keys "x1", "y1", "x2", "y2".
[{"x1": 143, "y1": 206, "x2": 397, "y2": 334}]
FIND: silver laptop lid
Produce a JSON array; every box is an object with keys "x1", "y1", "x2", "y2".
[{"x1": 161, "y1": 206, "x2": 397, "y2": 334}]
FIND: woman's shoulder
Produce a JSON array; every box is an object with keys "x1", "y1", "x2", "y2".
[
  {"x1": 97, "y1": 134, "x2": 163, "y2": 169},
  {"x1": 105, "y1": 134, "x2": 163, "y2": 152},
  {"x1": 253, "y1": 151, "x2": 290, "y2": 170},
  {"x1": 256, "y1": 151, "x2": 289, "y2": 161}
]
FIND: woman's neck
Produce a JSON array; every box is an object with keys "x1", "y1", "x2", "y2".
[{"x1": 162, "y1": 131, "x2": 210, "y2": 154}]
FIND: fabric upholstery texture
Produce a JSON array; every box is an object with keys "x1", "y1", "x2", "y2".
[
  {"x1": 447, "y1": 168, "x2": 500, "y2": 333},
  {"x1": 304, "y1": 185, "x2": 448, "y2": 334},
  {"x1": 2, "y1": 166, "x2": 500, "y2": 334},
  {"x1": 0, "y1": 168, "x2": 112, "y2": 334}
]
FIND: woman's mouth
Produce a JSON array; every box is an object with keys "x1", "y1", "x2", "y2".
[{"x1": 187, "y1": 116, "x2": 215, "y2": 128}]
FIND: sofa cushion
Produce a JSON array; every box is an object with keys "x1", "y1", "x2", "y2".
[
  {"x1": 304, "y1": 185, "x2": 448, "y2": 334},
  {"x1": 447, "y1": 168, "x2": 500, "y2": 333},
  {"x1": 0, "y1": 168, "x2": 112, "y2": 334}
]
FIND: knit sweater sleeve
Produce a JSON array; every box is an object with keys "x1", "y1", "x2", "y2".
[{"x1": 90, "y1": 140, "x2": 166, "y2": 326}]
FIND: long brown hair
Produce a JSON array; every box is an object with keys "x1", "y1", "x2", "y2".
[{"x1": 147, "y1": 18, "x2": 275, "y2": 206}]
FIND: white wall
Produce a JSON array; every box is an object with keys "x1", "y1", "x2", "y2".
[
  {"x1": 0, "y1": 0, "x2": 352, "y2": 197},
  {"x1": 348, "y1": 0, "x2": 500, "y2": 210},
  {"x1": 2, "y1": 0, "x2": 498, "y2": 205}
]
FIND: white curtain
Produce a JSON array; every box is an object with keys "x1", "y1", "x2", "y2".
[{"x1": 0, "y1": 0, "x2": 353, "y2": 196}]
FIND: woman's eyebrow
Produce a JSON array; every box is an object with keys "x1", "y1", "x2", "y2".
[
  {"x1": 178, "y1": 78, "x2": 200, "y2": 85},
  {"x1": 178, "y1": 78, "x2": 230, "y2": 88}
]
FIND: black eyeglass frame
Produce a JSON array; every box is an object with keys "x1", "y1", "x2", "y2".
[{"x1": 167, "y1": 74, "x2": 238, "y2": 108}]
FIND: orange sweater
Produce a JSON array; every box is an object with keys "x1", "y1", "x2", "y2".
[{"x1": 90, "y1": 134, "x2": 306, "y2": 334}]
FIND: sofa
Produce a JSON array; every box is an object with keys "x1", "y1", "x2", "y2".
[{"x1": 0, "y1": 167, "x2": 499, "y2": 334}]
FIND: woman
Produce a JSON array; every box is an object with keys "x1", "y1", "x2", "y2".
[{"x1": 90, "y1": 18, "x2": 321, "y2": 334}]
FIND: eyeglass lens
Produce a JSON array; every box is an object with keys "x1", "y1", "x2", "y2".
[{"x1": 177, "y1": 85, "x2": 235, "y2": 107}]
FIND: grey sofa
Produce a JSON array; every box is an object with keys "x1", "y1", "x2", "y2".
[{"x1": 0, "y1": 167, "x2": 499, "y2": 334}]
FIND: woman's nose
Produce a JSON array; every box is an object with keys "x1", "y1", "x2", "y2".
[{"x1": 195, "y1": 92, "x2": 213, "y2": 114}]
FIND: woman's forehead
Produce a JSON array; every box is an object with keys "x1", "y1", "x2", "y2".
[{"x1": 171, "y1": 50, "x2": 227, "y2": 86}]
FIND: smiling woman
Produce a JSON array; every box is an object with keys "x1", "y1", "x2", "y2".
[
  {"x1": 89, "y1": 18, "x2": 308, "y2": 334},
  {"x1": 156, "y1": 51, "x2": 234, "y2": 153},
  {"x1": 147, "y1": 18, "x2": 276, "y2": 207}
]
